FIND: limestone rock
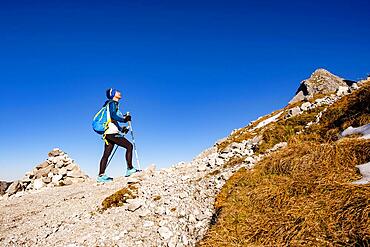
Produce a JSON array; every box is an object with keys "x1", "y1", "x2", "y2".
[
  {"x1": 126, "y1": 199, "x2": 143, "y2": 212},
  {"x1": 336, "y1": 86, "x2": 349, "y2": 96},
  {"x1": 300, "y1": 102, "x2": 312, "y2": 111},
  {"x1": 48, "y1": 148, "x2": 64, "y2": 157},
  {"x1": 33, "y1": 178, "x2": 45, "y2": 190},
  {"x1": 286, "y1": 106, "x2": 301, "y2": 118},
  {"x1": 52, "y1": 174, "x2": 63, "y2": 184},
  {"x1": 36, "y1": 161, "x2": 50, "y2": 170},
  {"x1": 158, "y1": 226, "x2": 173, "y2": 240},
  {"x1": 289, "y1": 68, "x2": 347, "y2": 104},
  {"x1": 1, "y1": 181, "x2": 13, "y2": 195},
  {"x1": 6, "y1": 180, "x2": 24, "y2": 195}
]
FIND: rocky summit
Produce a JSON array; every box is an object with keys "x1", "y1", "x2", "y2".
[
  {"x1": 0, "y1": 69, "x2": 369, "y2": 247},
  {"x1": 289, "y1": 68, "x2": 356, "y2": 104}
]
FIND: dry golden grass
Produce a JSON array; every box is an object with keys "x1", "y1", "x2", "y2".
[
  {"x1": 199, "y1": 81, "x2": 370, "y2": 247},
  {"x1": 256, "y1": 106, "x2": 326, "y2": 153},
  {"x1": 199, "y1": 139, "x2": 370, "y2": 247},
  {"x1": 308, "y1": 82, "x2": 370, "y2": 141}
]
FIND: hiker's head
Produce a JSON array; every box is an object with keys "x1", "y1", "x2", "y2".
[{"x1": 106, "y1": 88, "x2": 122, "y2": 100}]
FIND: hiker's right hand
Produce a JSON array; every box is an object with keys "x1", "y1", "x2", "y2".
[{"x1": 124, "y1": 114, "x2": 132, "y2": 123}]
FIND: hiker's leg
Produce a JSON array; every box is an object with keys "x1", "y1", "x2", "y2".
[
  {"x1": 99, "y1": 141, "x2": 115, "y2": 175},
  {"x1": 105, "y1": 135, "x2": 133, "y2": 169}
]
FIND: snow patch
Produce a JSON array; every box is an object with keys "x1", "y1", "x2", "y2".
[
  {"x1": 341, "y1": 124, "x2": 370, "y2": 139},
  {"x1": 352, "y1": 162, "x2": 370, "y2": 185},
  {"x1": 253, "y1": 112, "x2": 283, "y2": 130}
]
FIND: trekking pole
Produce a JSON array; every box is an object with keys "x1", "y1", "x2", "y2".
[
  {"x1": 107, "y1": 145, "x2": 119, "y2": 166},
  {"x1": 127, "y1": 112, "x2": 141, "y2": 170}
]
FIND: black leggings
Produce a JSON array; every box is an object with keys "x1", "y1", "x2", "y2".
[{"x1": 99, "y1": 134, "x2": 133, "y2": 175}]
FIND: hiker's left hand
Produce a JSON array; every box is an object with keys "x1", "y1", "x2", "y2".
[{"x1": 121, "y1": 126, "x2": 129, "y2": 134}]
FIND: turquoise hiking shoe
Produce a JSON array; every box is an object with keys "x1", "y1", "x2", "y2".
[
  {"x1": 125, "y1": 168, "x2": 141, "y2": 177},
  {"x1": 97, "y1": 174, "x2": 113, "y2": 183}
]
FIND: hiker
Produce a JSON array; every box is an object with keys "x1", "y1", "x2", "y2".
[{"x1": 97, "y1": 88, "x2": 140, "y2": 182}]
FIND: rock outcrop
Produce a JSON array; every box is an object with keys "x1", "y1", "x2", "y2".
[
  {"x1": 0, "y1": 181, "x2": 12, "y2": 195},
  {"x1": 3, "y1": 148, "x2": 88, "y2": 197},
  {"x1": 289, "y1": 68, "x2": 350, "y2": 104}
]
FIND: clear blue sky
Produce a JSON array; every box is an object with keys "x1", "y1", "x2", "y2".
[{"x1": 1, "y1": 0, "x2": 369, "y2": 181}]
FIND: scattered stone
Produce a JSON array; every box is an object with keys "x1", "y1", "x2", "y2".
[
  {"x1": 158, "y1": 226, "x2": 173, "y2": 240},
  {"x1": 127, "y1": 177, "x2": 140, "y2": 184},
  {"x1": 143, "y1": 221, "x2": 155, "y2": 228},
  {"x1": 127, "y1": 199, "x2": 143, "y2": 212},
  {"x1": 33, "y1": 178, "x2": 45, "y2": 190},
  {"x1": 300, "y1": 102, "x2": 312, "y2": 111}
]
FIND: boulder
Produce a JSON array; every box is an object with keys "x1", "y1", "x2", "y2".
[
  {"x1": 33, "y1": 178, "x2": 45, "y2": 190},
  {"x1": 65, "y1": 163, "x2": 77, "y2": 171},
  {"x1": 66, "y1": 169, "x2": 85, "y2": 178},
  {"x1": 52, "y1": 174, "x2": 63, "y2": 184},
  {"x1": 36, "y1": 161, "x2": 50, "y2": 170},
  {"x1": 286, "y1": 106, "x2": 301, "y2": 118},
  {"x1": 5, "y1": 180, "x2": 23, "y2": 195},
  {"x1": 34, "y1": 166, "x2": 54, "y2": 178},
  {"x1": 48, "y1": 148, "x2": 64, "y2": 157},
  {"x1": 0, "y1": 181, "x2": 12, "y2": 195},
  {"x1": 336, "y1": 86, "x2": 349, "y2": 96}
]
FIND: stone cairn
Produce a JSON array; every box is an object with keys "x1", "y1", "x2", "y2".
[{"x1": 5, "y1": 148, "x2": 88, "y2": 196}]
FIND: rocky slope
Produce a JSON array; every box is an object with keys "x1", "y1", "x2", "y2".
[{"x1": 1, "y1": 69, "x2": 368, "y2": 247}]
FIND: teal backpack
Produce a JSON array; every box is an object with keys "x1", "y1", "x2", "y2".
[{"x1": 92, "y1": 101, "x2": 112, "y2": 135}]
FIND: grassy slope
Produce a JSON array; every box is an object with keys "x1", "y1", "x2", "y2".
[{"x1": 199, "y1": 81, "x2": 370, "y2": 246}]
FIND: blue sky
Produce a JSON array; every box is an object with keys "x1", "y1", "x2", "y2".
[{"x1": 1, "y1": 0, "x2": 369, "y2": 181}]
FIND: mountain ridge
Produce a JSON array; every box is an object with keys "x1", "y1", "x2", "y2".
[{"x1": 1, "y1": 69, "x2": 369, "y2": 246}]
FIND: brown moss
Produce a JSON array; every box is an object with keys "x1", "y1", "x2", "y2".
[{"x1": 100, "y1": 185, "x2": 138, "y2": 212}]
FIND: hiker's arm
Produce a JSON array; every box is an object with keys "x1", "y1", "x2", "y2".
[{"x1": 109, "y1": 102, "x2": 125, "y2": 122}]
